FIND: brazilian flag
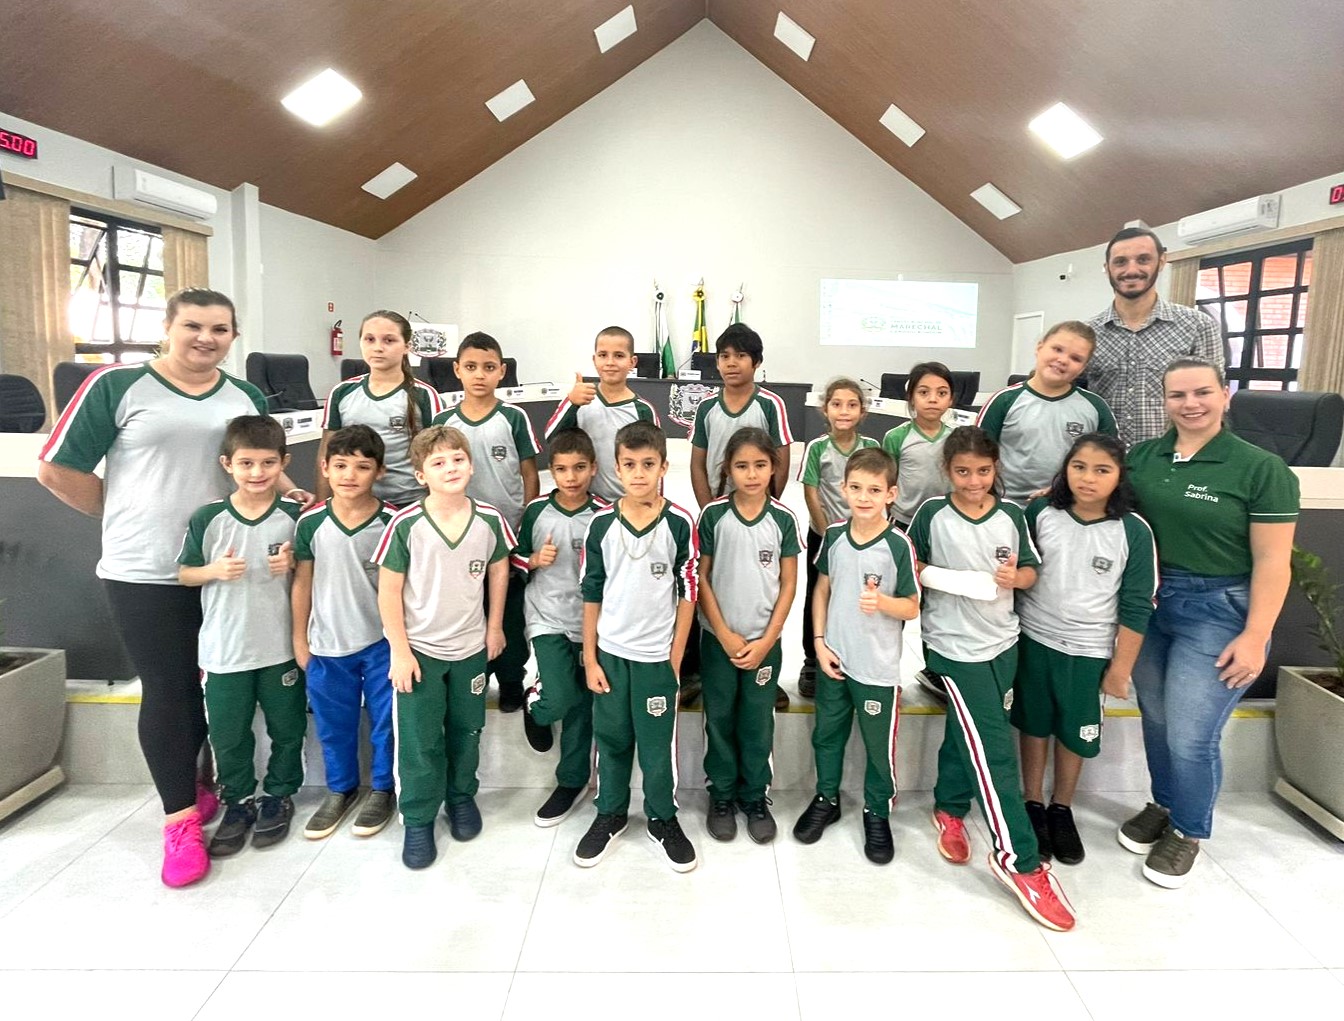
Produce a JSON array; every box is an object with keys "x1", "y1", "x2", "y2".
[{"x1": 692, "y1": 282, "x2": 708, "y2": 353}]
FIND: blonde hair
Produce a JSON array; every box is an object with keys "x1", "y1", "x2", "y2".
[{"x1": 409, "y1": 424, "x2": 470, "y2": 471}]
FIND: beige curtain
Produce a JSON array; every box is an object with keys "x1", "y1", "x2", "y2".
[
  {"x1": 1299, "y1": 227, "x2": 1344, "y2": 394},
  {"x1": 1166, "y1": 257, "x2": 1199, "y2": 306},
  {"x1": 0, "y1": 186, "x2": 73, "y2": 425},
  {"x1": 162, "y1": 226, "x2": 209, "y2": 295}
]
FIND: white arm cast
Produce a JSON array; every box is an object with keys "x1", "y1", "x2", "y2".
[{"x1": 919, "y1": 565, "x2": 999, "y2": 601}]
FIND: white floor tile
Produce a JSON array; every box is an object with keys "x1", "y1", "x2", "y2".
[
  {"x1": 797, "y1": 971, "x2": 1090, "y2": 1020},
  {"x1": 505, "y1": 972, "x2": 800, "y2": 1019},
  {"x1": 196, "y1": 970, "x2": 513, "y2": 1019},
  {"x1": 1069, "y1": 968, "x2": 1344, "y2": 1018},
  {"x1": 0, "y1": 969, "x2": 222, "y2": 1020}
]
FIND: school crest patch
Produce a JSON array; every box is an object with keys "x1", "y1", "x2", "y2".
[
  {"x1": 647, "y1": 695, "x2": 668, "y2": 717},
  {"x1": 268, "y1": 542, "x2": 284, "y2": 557},
  {"x1": 1079, "y1": 724, "x2": 1100, "y2": 742},
  {"x1": 863, "y1": 699, "x2": 882, "y2": 716},
  {"x1": 863, "y1": 572, "x2": 883, "y2": 588},
  {"x1": 490, "y1": 445, "x2": 507, "y2": 462},
  {"x1": 1003, "y1": 689, "x2": 1014, "y2": 712},
  {"x1": 469, "y1": 559, "x2": 486, "y2": 578},
  {"x1": 667, "y1": 382, "x2": 718, "y2": 429},
  {"x1": 755, "y1": 666, "x2": 773, "y2": 686},
  {"x1": 758, "y1": 549, "x2": 774, "y2": 566},
  {"x1": 994, "y1": 546, "x2": 1013, "y2": 564},
  {"x1": 1092, "y1": 556, "x2": 1114, "y2": 574},
  {"x1": 470, "y1": 673, "x2": 486, "y2": 695},
  {"x1": 410, "y1": 326, "x2": 451, "y2": 357},
  {"x1": 389, "y1": 415, "x2": 406, "y2": 431},
  {"x1": 571, "y1": 537, "x2": 584, "y2": 552},
  {"x1": 281, "y1": 668, "x2": 299, "y2": 687},
  {"x1": 650, "y1": 561, "x2": 668, "y2": 578},
  {"x1": 1066, "y1": 421, "x2": 1084, "y2": 437}
]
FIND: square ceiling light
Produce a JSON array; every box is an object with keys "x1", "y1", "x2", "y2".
[
  {"x1": 774, "y1": 12, "x2": 815, "y2": 61},
  {"x1": 486, "y1": 79, "x2": 536, "y2": 122},
  {"x1": 281, "y1": 68, "x2": 362, "y2": 127},
  {"x1": 970, "y1": 182, "x2": 1022, "y2": 219},
  {"x1": 362, "y1": 162, "x2": 417, "y2": 199},
  {"x1": 879, "y1": 102, "x2": 925, "y2": 147},
  {"x1": 1028, "y1": 102, "x2": 1102, "y2": 159},
  {"x1": 595, "y1": 5, "x2": 637, "y2": 53}
]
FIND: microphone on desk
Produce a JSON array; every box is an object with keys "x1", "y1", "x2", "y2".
[
  {"x1": 407, "y1": 310, "x2": 430, "y2": 323},
  {"x1": 859, "y1": 378, "x2": 884, "y2": 395}
]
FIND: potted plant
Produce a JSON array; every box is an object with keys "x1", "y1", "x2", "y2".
[
  {"x1": 1274, "y1": 547, "x2": 1344, "y2": 839},
  {"x1": 0, "y1": 604, "x2": 67, "y2": 822}
]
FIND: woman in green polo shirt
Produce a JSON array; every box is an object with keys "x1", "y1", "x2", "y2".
[{"x1": 1119, "y1": 357, "x2": 1298, "y2": 888}]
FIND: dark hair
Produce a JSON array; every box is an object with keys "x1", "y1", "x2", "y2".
[
  {"x1": 905, "y1": 360, "x2": 953, "y2": 402},
  {"x1": 844, "y1": 446, "x2": 898, "y2": 488},
  {"x1": 595, "y1": 326, "x2": 635, "y2": 354},
  {"x1": 458, "y1": 331, "x2": 503, "y2": 360},
  {"x1": 325, "y1": 424, "x2": 385, "y2": 467},
  {"x1": 360, "y1": 310, "x2": 419, "y2": 441},
  {"x1": 1047, "y1": 433, "x2": 1135, "y2": 519},
  {"x1": 614, "y1": 419, "x2": 666, "y2": 461},
  {"x1": 715, "y1": 322, "x2": 763, "y2": 367},
  {"x1": 166, "y1": 288, "x2": 237, "y2": 333},
  {"x1": 822, "y1": 376, "x2": 867, "y2": 414},
  {"x1": 548, "y1": 427, "x2": 597, "y2": 463},
  {"x1": 941, "y1": 426, "x2": 1002, "y2": 496},
  {"x1": 1105, "y1": 226, "x2": 1166, "y2": 264},
  {"x1": 409, "y1": 424, "x2": 470, "y2": 471},
  {"x1": 221, "y1": 414, "x2": 286, "y2": 458},
  {"x1": 716, "y1": 426, "x2": 777, "y2": 497},
  {"x1": 1163, "y1": 355, "x2": 1226, "y2": 388}
]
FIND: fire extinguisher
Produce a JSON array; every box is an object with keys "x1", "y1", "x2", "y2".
[{"x1": 330, "y1": 319, "x2": 344, "y2": 356}]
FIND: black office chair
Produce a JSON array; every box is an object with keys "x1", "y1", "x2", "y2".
[
  {"x1": 245, "y1": 353, "x2": 320, "y2": 413},
  {"x1": 690, "y1": 352, "x2": 720, "y2": 380},
  {"x1": 880, "y1": 370, "x2": 980, "y2": 409},
  {"x1": 340, "y1": 358, "x2": 370, "y2": 380},
  {"x1": 415, "y1": 356, "x2": 519, "y2": 393},
  {"x1": 0, "y1": 374, "x2": 47, "y2": 432},
  {"x1": 53, "y1": 361, "x2": 102, "y2": 413},
  {"x1": 1228, "y1": 390, "x2": 1344, "y2": 467}
]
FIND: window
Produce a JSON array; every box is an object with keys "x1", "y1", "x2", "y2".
[
  {"x1": 69, "y1": 210, "x2": 166, "y2": 364},
  {"x1": 1196, "y1": 239, "x2": 1312, "y2": 391}
]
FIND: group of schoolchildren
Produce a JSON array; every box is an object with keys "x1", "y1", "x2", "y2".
[{"x1": 181, "y1": 309, "x2": 1156, "y2": 934}]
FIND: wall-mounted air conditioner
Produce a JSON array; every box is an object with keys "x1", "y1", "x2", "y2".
[
  {"x1": 1176, "y1": 194, "x2": 1280, "y2": 245},
  {"x1": 112, "y1": 165, "x2": 218, "y2": 220}
]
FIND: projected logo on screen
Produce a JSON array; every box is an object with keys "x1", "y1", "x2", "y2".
[{"x1": 820, "y1": 279, "x2": 978, "y2": 348}]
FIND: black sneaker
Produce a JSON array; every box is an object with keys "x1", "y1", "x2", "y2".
[
  {"x1": 647, "y1": 817, "x2": 698, "y2": 873},
  {"x1": 209, "y1": 799, "x2": 256, "y2": 858},
  {"x1": 774, "y1": 687, "x2": 790, "y2": 712},
  {"x1": 535, "y1": 785, "x2": 584, "y2": 828},
  {"x1": 304, "y1": 789, "x2": 359, "y2": 840},
  {"x1": 498, "y1": 679, "x2": 524, "y2": 714},
  {"x1": 402, "y1": 823, "x2": 437, "y2": 869},
  {"x1": 862, "y1": 808, "x2": 894, "y2": 865},
  {"x1": 352, "y1": 790, "x2": 396, "y2": 837},
  {"x1": 798, "y1": 659, "x2": 817, "y2": 699},
  {"x1": 678, "y1": 676, "x2": 702, "y2": 708},
  {"x1": 574, "y1": 812, "x2": 628, "y2": 867},
  {"x1": 915, "y1": 669, "x2": 948, "y2": 701},
  {"x1": 739, "y1": 797, "x2": 777, "y2": 844},
  {"x1": 445, "y1": 798, "x2": 482, "y2": 841},
  {"x1": 1047, "y1": 802, "x2": 1085, "y2": 865},
  {"x1": 252, "y1": 795, "x2": 294, "y2": 849},
  {"x1": 1026, "y1": 799, "x2": 1053, "y2": 862},
  {"x1": 1118, "y1": 802, "x2": 1170, "y2": 854},
  {"x1": 792, "y1": 795, "x2": 841, "y2": 844},
  {"x1": 707, "y1": 798, "x2": 737, "y2": 841},
  {"x1": 523, "y1": 702, "x2": 554, "y2": 754}
]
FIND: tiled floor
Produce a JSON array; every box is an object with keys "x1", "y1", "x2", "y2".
[{"x1": 1, "y1": 784, "x2": 1341, "y2": 1018}]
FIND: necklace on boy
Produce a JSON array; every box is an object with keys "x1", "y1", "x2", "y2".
[{"x1": 617, "y1": 501, "x2": 656, "y2": 561}]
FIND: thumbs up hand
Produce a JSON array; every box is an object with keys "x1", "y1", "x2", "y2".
[
  {"x1": 268, "y1": 540, "x2": 295, "y2": 576},
  {"x1": 859, "y1": 576, "x2": 881, "y2": 615},
  {"x1": 568, "y1": 372, "x2": 597, "y2": 406},
  {"x1": 994, "y1": 552, "x2": 1019, "y2": 590},
  {"x1": 533, "y1": 532, "x2": 558, "y2": 568},
  {"x1": 213, "y1": 547, "x2": 247, "y2": 582}
]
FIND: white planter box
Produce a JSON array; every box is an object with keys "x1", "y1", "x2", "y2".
[
  {"x1": 0, "y1": 648, "x2": 67, "y2": 822},
  {"x1": 1274, "y1": 664, "x2": 1344, "y2": 840}
]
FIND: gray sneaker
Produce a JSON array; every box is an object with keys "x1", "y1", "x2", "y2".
[
  {"x1": 352, "y1": 790, "x2": 396, "y2": 837},
  {"x1": 304, "y1": 790, "x2": 359, "y2": 840},
  {"x1": 707, "y1": 798, "x2": 738, "y2": 841},
  {"x1": 739, "y1": 797, "x2": 777, "y2": 844},
  {"x1": 1142, "y1": 827, "x2": 1200, "y2": 888},
  {"x1": 251, "y1": 795, "x2": 294, "y2": 849},
  {"x1": 1118, "y1": 802, "x2": 1170, "y2": 854}
]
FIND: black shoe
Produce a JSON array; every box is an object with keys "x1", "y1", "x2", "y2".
[
  {"x1": 208, "y1": 799, "x2": 256, "y2": 858},
  {"x1": 523, "y1": 702, "x2": 554, "y2": 754},
  {"x1": 707, "y1": 798, "x2": 738, "y2": 841},
  {"x1": 739, "y1": 796, "x2": 777, "y2": 844},
  {"x1": 862, "y1": 808, "x2": 894, "y2": 865},
  {"x1": 446, "y1": 798, "x2": 482, "y2": 841},
  {"x1": 1025, "y1": 800, "x2": 1052, "y2": 862},
  {"x1": 915, "y1": 669, "x2": 948, "y2": 700},
  {"x1": 535, "y1": 785, "x2": 584, "y2": 828},
  {"x1": 402, "y1": 823, "x2": 437, "y2": 869},
  {"x1": 678, "y1": 676, "x2": 702, "y2": 708},
  {"x1": 498, "y1": 679, "x2": 524, "y2": 714},
  {"x1": 774, "y1": 687, "x2": 790, "y2": 713},
  {"x1": 252, "y1": 795, "x2": 294, "y2": 849},
  {"x1": 647, "y1": 816, "x2": 698, "y2": 872},
  {"x1": 574, "y1": 812, "x2": 628, "y2": 867},
  {"x1": 792, "y1": 795, "x2": 841, "y2": 844},
  {"x1": 1047, "y1": 802, "x2": 1085, "y2": 865},
  {"x1": 798, "y1": 659, "x2": 817, "y2": 699}
]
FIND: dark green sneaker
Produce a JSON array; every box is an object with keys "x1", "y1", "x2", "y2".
[
  {"x1": 252, "y1": 795, "x2": 294, "y2": 849},
  {"x1": 1143, "y1": 827, "x2": 1199, "y2": 888},
  {"x1": 304, "y1": 789, "x2": 359, "y2": 840},
  {"x1": 1118, "y1": 802, "x2": 1170, "y2": 854},
  {"x1": 208, "y1": 799, "x2": 256, "y2": 858}
]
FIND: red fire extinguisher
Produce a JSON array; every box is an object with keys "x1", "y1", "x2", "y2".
[{"x1": 330, "y1": 319, "x2": 344, "y2": 356}]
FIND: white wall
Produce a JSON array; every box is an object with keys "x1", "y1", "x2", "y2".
[{"x1": 375, "y1": 21, "x2": 1014, "y2": 389}]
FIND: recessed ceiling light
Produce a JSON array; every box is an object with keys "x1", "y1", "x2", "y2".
[
  {"x1": 361, "y1": 162, "x2": 417, "y2": 200},
  {"x1": 879, "y1": 103, "x2": 925, "y2": 147},
  {"x1": 1028, "y1": 102, "x2": 1102, "y2": 159},
  {"x1": 970, "y1": 183, "x2": 1022, "y2": 220},
  {"x1": 485, "y1": 79, "x2": 536, "y2": 122},
  {"x1": 773, "y1": 12, "x2": 815, "y2": 61},
  {"x1": 595, "y1": 5, "x2": 637, "y2": 53},
  {"x1": 281, "y1": 68, "x2": 362, "y2": 127}
]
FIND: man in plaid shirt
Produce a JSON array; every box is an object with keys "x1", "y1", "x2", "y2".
[{"x1": 1088, "y1": 227, "x2": 1225, "y2": 447}]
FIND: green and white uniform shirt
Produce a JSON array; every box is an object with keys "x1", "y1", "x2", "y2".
[
  {"x1": 432, "y1": 401, "x2": 541, "y2": 531},
  {"x1": 881, "y1": 421, "x2": 951, "y2": 525},
  {"x1": 691, "y1": 386, "x2": 794, "y2": 497},
  {"x1": 798, "y1": 434, "x2": 880, "y2": 530},
  {"x1": 512, "y1": 492, "x2": 609, "y2": 643},
  {"x1": 1018, "y1": 499, "x2": 1158, "y2": 660},
  {"x1": 373, "y1": 499, "x2": 514, "y2": 661},
  {"x1": 323, "y1": 375, "x2": 442, "y2": 506},
  {"x1": 294, "y1": 500, "x2": 398, "y2": 657},
  {"x1": 178, "y1": 496, "x2": 303, "y2": 673},
  {"x1": 815, "y1": 521, "x2": 920, "y2": 688},
  {"x1": 544, "y1": 391, "x2": 659, "y2": 503},
  {"x1": 581, "y1": 501, "x2": 698, "y2": 662},
  {"x1": 907, "y1": 496, "x2": 1040, "y2": 663},
  {"x1": 40, "y1": 363, "x2": 266, "y2": 583},
  {"x1": 696, "y1": 495, "x2": 802, "y2": 639},
  {"x1": 976, "y1": 383, "x2": 1117, "y2": 505},
  {"x1": 1127, "y1": 427, "x2": 1300, "y2": 577}
]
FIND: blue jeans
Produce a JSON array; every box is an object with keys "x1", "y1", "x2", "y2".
[
  {"x1": 307, "y1": 639, "x2": 394, "y2": 793},
  {"x1": 1132, "y1": 570, "x2": 1256, "y2": 839}
]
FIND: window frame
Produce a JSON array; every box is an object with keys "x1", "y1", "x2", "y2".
[{"x1": 69, "y1": 208, "x2": 166, "y2": 364}]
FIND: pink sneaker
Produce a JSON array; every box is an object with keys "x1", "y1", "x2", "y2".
[
  {"x1": 987, "y1": 854, "x2": 1076, "y2": 931},
  {"x1": 932, "y1": 810, "x2": 971, "y2": 864},
  {"x1": 162, "y1": 812, "x2": 210, "y2": 888},
  {"x1": 196, "y1": 782, "x2": 220, "y2": 825}
]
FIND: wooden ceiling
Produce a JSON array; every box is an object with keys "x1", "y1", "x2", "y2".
[{"x1": 4, "y1": 1, "x2": 1341, "y2": 262}]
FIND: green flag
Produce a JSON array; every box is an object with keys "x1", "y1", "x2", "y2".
[
  {"x1": 692, "y1": 282, "x2": 708, "y2": 353},
  {"x1": 654, "y1": 284, "x2": 675, "y2": 378}
]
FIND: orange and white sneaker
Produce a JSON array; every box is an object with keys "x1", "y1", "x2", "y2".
[
  {"x1": 932, "y1": 810, "x2": 971, "y2": 864},
  {"x1": 987, "y1": 854, "x2": 1076, "y2": 932}
]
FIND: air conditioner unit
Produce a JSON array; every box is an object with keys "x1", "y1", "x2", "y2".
[
  {"x1": 112, "y1": 166, "x2": 218, "y2": 220},
  {"x1": 1176, "y1": 194, "x2": 1280, "y2": 245}
]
